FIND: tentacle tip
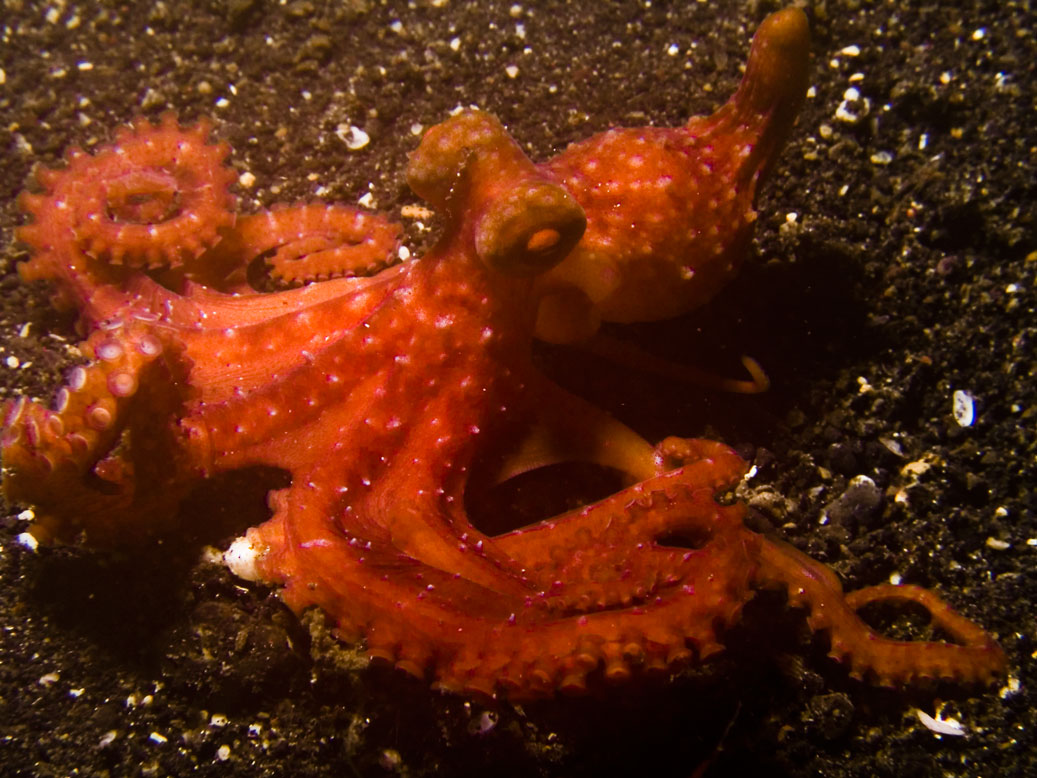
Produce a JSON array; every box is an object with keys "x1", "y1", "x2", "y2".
[
  {"x1": 739, "y1": 355, "x2": 771, "y2": 393},
  {"x1": 730, "y1": 5, "x2": 811, "y2": 138},
  {"x1": 756, "y1": 7, "x2": 810, "y2": 54}
]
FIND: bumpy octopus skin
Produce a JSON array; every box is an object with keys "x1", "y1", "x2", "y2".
[
  {"x1": 3, "y1": 12, "x2": 1006, "y2": 698},
  {"x1": 532, "y1": 7, "x2": 811, "y2": 343}
]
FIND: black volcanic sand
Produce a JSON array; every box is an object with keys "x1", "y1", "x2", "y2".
[{"x1": 1, "y1": 1, "x2": 1034, "y2": 776}]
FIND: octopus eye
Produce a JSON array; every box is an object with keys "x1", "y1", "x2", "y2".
[
  {"x1": 405, "y1": 108, "x2": 587, "y2": 275},
  {"x1": 475, "y1": 180, "x2": 586, "y2": 277}
]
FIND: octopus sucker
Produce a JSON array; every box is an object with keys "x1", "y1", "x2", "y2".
[{"x1": 0, "y1": 7, "x2": 1005, "y2": 701}]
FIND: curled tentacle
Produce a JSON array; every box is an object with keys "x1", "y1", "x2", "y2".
[
  {"x1": 757, "y1": 538, "x2": 1006, "y2": 686},
  {"x1": 204, "y1": 203, "x2": 403, "y2": 288},
  {"x1": 17, "y1": 113, "x2": 236, "y2": 286},
  {"x1": 841, "y1": 584, "x2": 1007, "y2": 685},
  {"x1": 1, "y1": 322, "x2": 195, "y2": 545}
]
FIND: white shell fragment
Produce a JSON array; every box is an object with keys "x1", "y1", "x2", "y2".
[
  {"x1": 223, "y1": 535, "x2": 262, "y2": 581},
  {"x1": 914, "y1": 708, "x2": 967, "y2": 737},
  {"x1": 336, "y1": 124, "x2": 370, "y2": 150},
  {"x1": 952, "y1": 389, "x2": 975, "y2": 427}
]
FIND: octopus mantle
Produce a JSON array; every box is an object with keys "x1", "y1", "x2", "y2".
[{"x1": 1, "y1": 8, "x2": 1005, "y2": 699}]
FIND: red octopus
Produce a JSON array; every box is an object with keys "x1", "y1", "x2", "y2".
[{"x1": 1, "y1": 9, "x2": 1005, "y2": 699}]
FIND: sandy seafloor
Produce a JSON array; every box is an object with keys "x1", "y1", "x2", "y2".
[{"x1": 0, "y1": 0, "x2": 1035, "y2": 776}]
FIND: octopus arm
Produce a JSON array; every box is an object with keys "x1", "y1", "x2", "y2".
[
  {"x1": 16, "y1": 114, "x2": 236, "y2": 294},
  {"x1": 2, "y1": 323, "x2": 195, "y2": 545},
  {"x1": 757, "y1": 537, "x2": 1007, "y2": 685},
  {"x1": 697, "y1": 7, "x2": 811, "y2": 186},
  {"x1": 485, "y1": 377, "x2": 657, "y2": 486},
  {"x1": 223, "y1": 204, "x2": 402, "y2": 286}
]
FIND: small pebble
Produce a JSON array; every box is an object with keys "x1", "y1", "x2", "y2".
[{"x1": 952, "y1": 390, "x2": 975, "y2": 427}]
